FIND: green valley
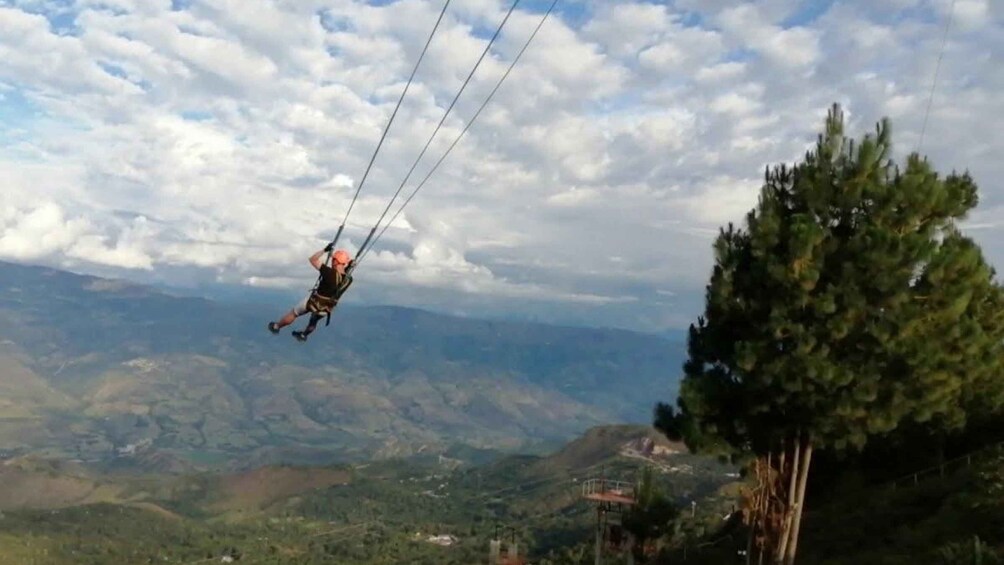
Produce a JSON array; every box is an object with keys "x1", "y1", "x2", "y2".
[{"x1": 0, "y1": 425, "x2": 737, "y2": 564}]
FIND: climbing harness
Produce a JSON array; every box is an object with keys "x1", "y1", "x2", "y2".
[{"x1": 306, "y1": 268, "x2": 354, "y2": 326}]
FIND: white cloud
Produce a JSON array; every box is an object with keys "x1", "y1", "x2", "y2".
[
  {"x1": 581, "y1": 3, "x2": 670, "y2": 57},
  {"x1": 709, "y1": 91, "x2": 761, "y2": 116},
  {"x1": 695, "y1": 61, "x2": 747, "y2": 84},
  {"x1": 675, "y1": 175, "x2": 762, "y2": 226},
  {"x1": 0, "y1": 203, "x2": 83, "y2": 260},
  {"x1": 546, "y1": 186, "x2": 599, "y2": 207},
  {"x1": 717, "y1": 5, "x2": 821, "y2": 69},
  {"x1": 0, "y1": 0, "x2": 1000, "y2": 332},
  {"x1": 951, "y1": 0, "x2": 990, "y2": 30}
]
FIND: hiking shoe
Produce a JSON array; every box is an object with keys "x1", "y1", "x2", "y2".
[
  {"x1": 292, "y1": 331, "x2": 308, "y2": 342},
  {"x1": 268, "y1": 322, "x2": 280, "y2": 334}
]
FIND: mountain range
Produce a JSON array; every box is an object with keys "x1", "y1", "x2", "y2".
[{"x1": 0, "y1": 260, "x2": 686, "y2": 469}]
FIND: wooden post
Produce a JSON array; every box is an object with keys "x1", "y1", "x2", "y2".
[
  {"x1": 595, "y1": 506, "x2": 603, "y2": 565},
  {"x1": 489, "y1": 539, "x2": 500, "y2": 565},
  {"x1": 784, "y1": 438, "x2": 813, "y2": 565}
]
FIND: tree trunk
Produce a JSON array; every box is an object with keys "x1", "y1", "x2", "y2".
[
  {"x1": 748, "y1": 453, "x2": 767, "y2": 562},
  {"x1": 764, "y1": 451, "x2": 776, "y2": 561},
  {"x1": 784, "y1": 438, "x2": 813, "y2": 565},
  {"x1": 775, "y1": 436, "x2": 799, "y2": 564},
  {"x1": 746, "y1": 524, "x2": 754, "y2": 565}
]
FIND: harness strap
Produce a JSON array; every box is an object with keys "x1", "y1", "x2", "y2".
[
  {"x1": 306, "y1": 293, "x2": 336, "y2": 315},
  {"x1": 308, "y1": 271, "x2": 354, "y2": 326}
]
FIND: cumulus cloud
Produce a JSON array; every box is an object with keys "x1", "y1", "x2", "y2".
[{"x1": 0, "y1": 0, "x2": 1001, "y2": 332}]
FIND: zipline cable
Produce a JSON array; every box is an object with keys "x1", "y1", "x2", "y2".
[
  {"x1": 326, "y1": 0, "x2": 452, "y2": 252},
  {"x1": 352, "y1": 0, "x2": 524, "y2": 262},
  {"x1": 355, "y1": 0, "x2": 560, "y2": 266},
  {"x1": 916, "y1": 0, "x2": 956, "y2": 153}
]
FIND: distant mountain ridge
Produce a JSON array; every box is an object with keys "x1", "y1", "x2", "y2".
[{"x1": 0, "y1": 260, "x2": 685, "y2": 468}]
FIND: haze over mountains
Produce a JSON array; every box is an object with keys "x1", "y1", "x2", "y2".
[{"x1": 0, "y1": 260, "x2": 685, "y2": 470}]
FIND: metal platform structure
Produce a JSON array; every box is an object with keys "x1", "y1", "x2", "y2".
[
  {"x1": 581, "y1": 478, "x2": 637, "y2": 506},
  {"x1": 581, "y1": 477, "x2": 637, "y2": 565},
  {"x1": 488, "y1": 524, "x2": 526, "y2": 565}
]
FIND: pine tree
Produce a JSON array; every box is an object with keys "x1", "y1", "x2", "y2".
[
  {"x1": 622, "y1": 466, "x2": 678, "y2": 562},
  {"x1": 656, "y1": 103, "x2": 1004, "y2": 564}
]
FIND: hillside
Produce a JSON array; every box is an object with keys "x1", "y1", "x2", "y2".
[
  {"x1": 528, "y1": 424, "x2": 683, "y2": 474},
  {"x1": 0, "y1": 425, "x2": 716, "y2": 514},
  {"x1": 0, "y1": 260, "x2": 685, "y2": 468},
  {"x1": 0, "y1": 424, "x2": 737, "y2": 565}
]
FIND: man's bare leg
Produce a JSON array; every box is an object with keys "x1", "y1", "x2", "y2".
[{"x1": 268, "y1": 310, "x2": 299, "y2": 333}]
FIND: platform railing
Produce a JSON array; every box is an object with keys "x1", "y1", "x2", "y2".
[{"x1": 581, "y1": 478, "x2": 635, "y2": 499}]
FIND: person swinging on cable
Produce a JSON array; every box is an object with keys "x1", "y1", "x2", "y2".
[{"x1": 268, "y1": 244, "x2": 354, "y2": 342}]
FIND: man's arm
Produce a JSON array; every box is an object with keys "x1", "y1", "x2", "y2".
[{"x1": 309, "y1": 249, "x2": 326, "y2": 270}]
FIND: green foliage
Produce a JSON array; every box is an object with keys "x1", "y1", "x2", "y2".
[
  {"x1": 667, "y1": 449, "x2": 1004, "y2": 565},
  {"x1": 622, "y1": 466, "x2": 679, "y2": 559},
  {"x1": 655, "y1": 103, "x2": 1004, "y2": 565},
  {"x1": 937, "y1": 537, "x2": 1001, "y2": 565},
  {"x1": 0, "y1": 428, "x2": 734, "y2": 565},
  {"x1": 796, "y1": 449, "x2": 1004, "y2": 565},
  {"x1": 657, "y1": 102, "x2": 1004, "y2": 461}
]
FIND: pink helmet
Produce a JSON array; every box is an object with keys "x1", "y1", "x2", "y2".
[{"x1": 332, "y1": 249, "x2": 351, "y2": 265}]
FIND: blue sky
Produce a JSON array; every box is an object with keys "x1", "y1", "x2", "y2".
[
  {"x1": 0, "y1": 87, "x2": 38, "y2": 130},
  {"x1": 0, "y1": 0, "x2": 1001, "y2": 333}
]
